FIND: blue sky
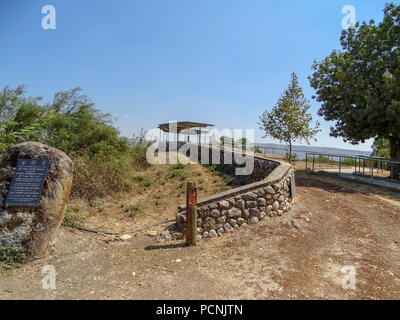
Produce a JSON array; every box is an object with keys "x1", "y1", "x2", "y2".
[{"x1": 1, "y1": 0, "x2": 397, "y2": 151}]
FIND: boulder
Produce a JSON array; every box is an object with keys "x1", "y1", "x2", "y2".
[{"x1": 0, "y1": 142, "x2": 73, "y2": 258}]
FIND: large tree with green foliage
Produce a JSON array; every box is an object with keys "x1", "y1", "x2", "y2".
[
  {"x1": 258, "y1": 72, "x2": 320, "y2": 163},
  {"x1": 309, "y1": 3, "x2": 400, "y2": 178}
]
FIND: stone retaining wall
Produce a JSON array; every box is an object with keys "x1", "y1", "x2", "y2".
[{"x1": 171, "y1": 143, "x2": 295, "y2": 240}]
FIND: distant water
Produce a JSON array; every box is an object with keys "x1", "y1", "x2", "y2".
[{"x1": 253, "y1": 143, "x2": 372, "y2": 160}]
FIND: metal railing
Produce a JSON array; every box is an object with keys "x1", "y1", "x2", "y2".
[{"x1": 305, "y1": 151, "x2": 400, "y2": 181}]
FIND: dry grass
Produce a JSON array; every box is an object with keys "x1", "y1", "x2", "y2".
[{"x1": 66, "y1": 152, "x2": 232, "y2": 233}]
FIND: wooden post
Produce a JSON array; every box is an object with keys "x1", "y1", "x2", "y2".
[
  {"x1": 339, "y1": 156, "x2": 341, "y2": 175},
  {"x1": 186, "y1": 181, "x2": 197, "y2": 246}
]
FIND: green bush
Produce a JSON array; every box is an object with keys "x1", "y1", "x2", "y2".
[
  {"x1": 169, "y1": 169, "x2": 187, "y2": 181},
  {"x1": 341, "y1": 158, "x2": 356, "y2": 166},
  {"x1": 285, "y1": 152, "x2": 298, "y2": 164},
  {"x1": 0, "y1": 85, "x2": 151, "y2": 200},
  {"x1": 170, "y1": 162, "x2": 186, "y2": 170},
  {"x1": 0, "y1": 246, "x2": 25, "y2": 269}
]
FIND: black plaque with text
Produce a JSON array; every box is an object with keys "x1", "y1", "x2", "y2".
[{"x1": 5, "y1": 159, "x2": 50, "y2": 207}]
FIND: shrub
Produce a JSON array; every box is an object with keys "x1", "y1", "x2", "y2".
[
  {"x1": 0, "y1": 85, "x2": 152, "y2": 200},
  {"x1": 169, "y1": 169, "x2": 187, "y2": 181},
  {"x1": 71, "y1": 148, "x2": 136, "y2": 199},
  {"x1": 285, "y1": 152, "x2": 297, "y2": 164},
  {"x1": 0, "y1": 246, "x2": 26, "y2": 269},
  {"x1": 170, "y1": 162, "x2": 186, "y2": 170},
  {"x1": 62, "y1": 207, "x2": 85, "y2": 228}
]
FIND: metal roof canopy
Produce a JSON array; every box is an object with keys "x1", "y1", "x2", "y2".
[{"x1": 158, "y1": 121, "x2": 214, "y2": 134}]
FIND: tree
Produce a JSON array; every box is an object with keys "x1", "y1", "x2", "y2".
[
  {"x1": 258, "y1": 73, "x2": 321, "y2": 163},
  {"x1": 372, "y1": 137, "x2": 390, "y2": 158},
  {"x1": 309, "y1": 3, "x2": 400, "y2": 178},
  {"x1": 0, "y1": 86, "x2": 43, "y2": 153},
  {"x1": 236, "y1": 137, "x2": 248, "y2": 151}
]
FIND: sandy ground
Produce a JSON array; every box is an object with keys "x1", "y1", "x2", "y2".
[{"x1": 1, "y1": 170, "x2": 400, "y2": 300}]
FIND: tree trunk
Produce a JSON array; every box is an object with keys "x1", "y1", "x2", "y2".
[
  {"x1": 289, "y1": 141, "x2": 293, "y2": 164},
  {"x1": 388, "y1": 136, "x2": 400, "y2": 180}
]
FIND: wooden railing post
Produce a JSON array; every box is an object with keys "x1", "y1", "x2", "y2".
[{"x1": 186, "y1": 181, "x2": 197, "y2": 246}]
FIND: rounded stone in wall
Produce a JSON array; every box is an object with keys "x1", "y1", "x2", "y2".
[
  {"x1": 273, "y1": 183, "x2": 281, "y2": 192},
  {"x1": 257, "y1": 198, "x2": 266, "y2": 207},
  {"x1": 203, "y1": 217, "x2": 216, "y2": 230},
  {"x1": 246, "y1": 201, "x2": 257, "y2": 209},
  {"x1": 257, "y1": 189, "x2": 265, "y2": 197},
  {"x1": 235, "y1": 199, "x2": 245, "y2": 210},
  {"x1": 210, "y1": 209, "x2": 220, "y2": 219},
  {"x1": 265, "y1": 186, "x2": 275, "y2": 194},
  {"x1": 228, "y1": 219, "x2": 237, "y2": 226},
  {"x1": 216, "y1": 216, "x2": 226, "y2": 224},
  {"x1": 224, "y1": 223, "x2": 233, "y2": 232},
  {"x1": 218, "y1": 200, "x2": 230, "y2": 210},
  {"x1": 215, "y1": 223, "x2": 223, "y2": 230},
  {"x1": 248, "y1": 216, "x2": 258, "y2": 224},
  {"x1": 208, "y1": 230, "x2": 217, "y2": 238},
  {"x1": 227, "y1": 207, "x2": 241, "y2": 218},
  {"x1": 250, "y1": 208, "x2": 260, "y2": 217},
  {"x1": 242, "y1": 193, "x2": 257, "y2": 201}
]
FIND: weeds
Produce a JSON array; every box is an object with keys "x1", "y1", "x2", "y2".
[
  {"x1": 123, "y1": 201, "x2": 146, "y2": 217},
  {"x1": 169, "y1": 170, "x2": 187, "y2": 181},
  {"x1": 170, "y1": 163, "x2": 186, "y2": 170},
  {"x1": 0, "y1": 246, "x2": 25, "y2": 270},
  {"x1": 133, "y1": 175, "x2": 154, "y2": 187},
  {"x1": 62, "y1": 207, "x2": 85, "y2": 228}
]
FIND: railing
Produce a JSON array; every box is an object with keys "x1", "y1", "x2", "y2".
[{"x1": 305, "y1": 151, "x2": 400, "y2": 181}]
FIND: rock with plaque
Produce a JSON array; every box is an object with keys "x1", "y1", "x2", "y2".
[{"x1": 0, "y1": 142, "x2": 73, "y2": 259}]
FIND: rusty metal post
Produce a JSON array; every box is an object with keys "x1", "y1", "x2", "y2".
[{"x1": 186, "y1": 181, "x2": 197, "y2": 246}]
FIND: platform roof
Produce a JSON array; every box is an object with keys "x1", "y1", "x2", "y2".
[{"x1": 158, "y1": 121, "x2": 214, "y2": 133}]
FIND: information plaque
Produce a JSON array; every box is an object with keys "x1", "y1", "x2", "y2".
[{"x1": 5, "y1": 159, "x2": 50, "y2": 207}]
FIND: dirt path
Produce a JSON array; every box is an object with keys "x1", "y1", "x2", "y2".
[{"x1": 1, "y1": 174, "x2": 400, "y2": 300}]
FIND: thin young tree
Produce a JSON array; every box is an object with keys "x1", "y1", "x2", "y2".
[{"x1": 258, "y1": 73, "x2": 321, "y2": 163}]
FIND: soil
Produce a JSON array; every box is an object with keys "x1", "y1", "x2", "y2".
[{"x1": 1, "y1": 165, "x2": 400, "y2": 300}]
